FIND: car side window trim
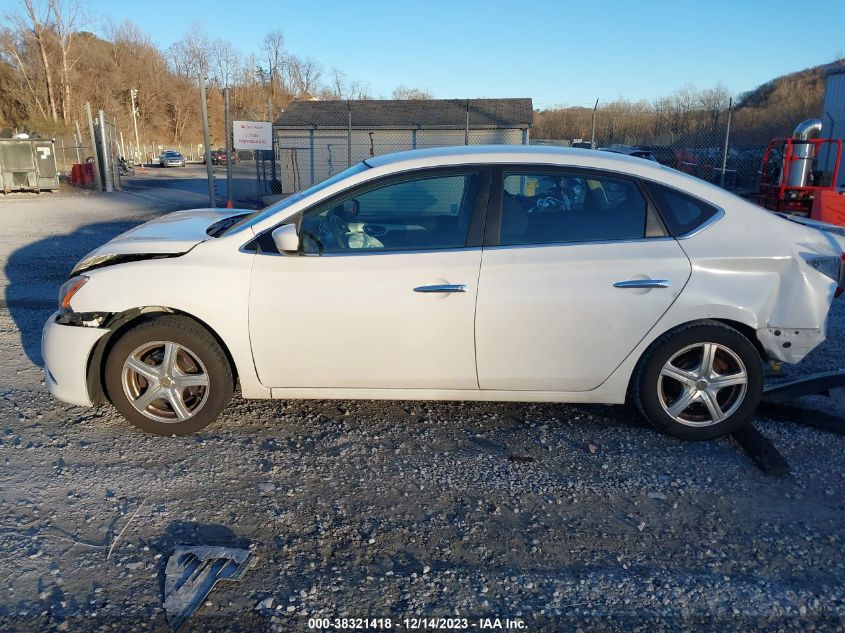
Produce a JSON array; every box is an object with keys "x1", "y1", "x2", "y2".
[
  {"x1": 248, "y1": 166, "x2": 492, "y2": 256},
  {"x1": 483, "y1": 164, "x2": 668, "y2": 248}
]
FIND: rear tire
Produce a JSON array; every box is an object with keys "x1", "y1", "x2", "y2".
[
  {"x1": 634, "y1": 321, "x2": 763, "y2": 440},
  {"x1": 104, "y1": 316, "x2": 234, "y2": 435}
]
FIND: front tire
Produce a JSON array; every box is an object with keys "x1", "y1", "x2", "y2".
[
  {"x1": 104, "y1": 316, "x2": 234, "y2": 435},
  {"x1": 634, "y1": 321, "x2": 763, "y2": 440}
]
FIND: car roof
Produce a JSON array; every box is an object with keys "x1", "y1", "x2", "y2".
[{"x1": 364, "y1": 144, "x2": 666, "y2": 173}]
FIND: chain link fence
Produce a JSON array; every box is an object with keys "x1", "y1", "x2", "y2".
[
  {"x1": 529, "y1": 101, "x2": 831, "y2": 195},
  {"x1": 264, "y1": 99, "x2": 824, "y2": 199},
  {"x1": 43, "y1": 97, "x2": 836, "y2": 207},
  {"x1": 272, "y1": 100, "x2": 532, "y2": 197}
]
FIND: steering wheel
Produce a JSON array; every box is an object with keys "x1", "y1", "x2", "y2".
[{"x1": 529, "y1": 193, "x2": 571, "y2": 214}]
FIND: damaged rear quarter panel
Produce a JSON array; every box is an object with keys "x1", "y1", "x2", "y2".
[{"x1": 670, "y1": 195, "x2": 842, "y2": 364}]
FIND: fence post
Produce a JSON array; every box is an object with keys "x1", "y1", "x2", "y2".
[
  {"x1": 347, "y1": 100, "x2": 352, "y2": 167},
  {"x1": 465, "y1": 99, "x2": 469, "y2": 145},
  {"x1": 198, "y1": 73, "x2": 215, "y2": 207},
  {"x1": 225, "y1": 87, "x2": 233, "y2": 206},
  {"x1": 255, "y1": 149, "x2": 261, "y2": 203},
  {"x1": 74, "y1": 121, "x2": 82, "y2": 163},
  {"x1": 130, "y1": 88, "x2": 141, "y2": 164},
  {"x1": 720, "y1": 97, "x2": 733, "y2": 189},
  {"x1": 97, "y1": 110, "x2": 114, "y2": 192},
  {"x1": 309, "y1": 127, "x2": 315, "y2": 185},
  {"x1": 85, "y1": 102, "x2": 102, "y2": 192}
]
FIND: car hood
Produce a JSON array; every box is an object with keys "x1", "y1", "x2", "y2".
[{"x1": 71, "y1": 208, "x2": 250, "y2": 274}]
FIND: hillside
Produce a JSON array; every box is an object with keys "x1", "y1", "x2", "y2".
[{"x1": 532, "y1": 59, "x2": 845, "y2": 147}]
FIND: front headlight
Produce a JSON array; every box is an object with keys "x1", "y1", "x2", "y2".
[
  {"x1": 72, "y1": 253, "x2": 120, "y2": 276},
  {"x1": 58, "y1": 275, "x2": 88, "y2": 313}
]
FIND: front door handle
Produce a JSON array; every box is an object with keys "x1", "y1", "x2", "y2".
[
  {"x1": 613, "y1": 279, "x2": 670, "y2": 289},
  {"x1": 414, "y1": 284, "x2": 467, "y2": 293}
]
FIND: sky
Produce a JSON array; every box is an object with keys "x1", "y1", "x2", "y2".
[{"x1": 3, "y1": 0, "x2": 844, "y2": 109}]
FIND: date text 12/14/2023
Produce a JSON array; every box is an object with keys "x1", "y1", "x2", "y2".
[{"x1": 307, "y1": 617, "x2": 527, "y2": 630}]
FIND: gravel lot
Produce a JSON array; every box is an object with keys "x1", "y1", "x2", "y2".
[{"x1": 1, "y1": 180, "x2": 844, "y2": 632}]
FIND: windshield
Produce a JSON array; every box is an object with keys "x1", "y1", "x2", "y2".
[{"x1": 221, "y1": 162, "x2": 370, "y2": 236}]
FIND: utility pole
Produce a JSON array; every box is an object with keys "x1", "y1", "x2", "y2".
[
  {"x1": 130, "y1": 88, "x2": 141, "y2": 164},
  {"x1": 199, "y1": 73, "x2": 216, "y2": 207},
  {"x1": 84, "y1": 102, "x2": 102, "y2": 192},
  {"x1": 98, "y1": 110, "x2": 114, "y2": 192},
  {"x1": 129, "y1": 88, "x2": 144, "y2": 166},
  {"x1": 224, "y1": 87, "x2": 233, "y2": 207},
  {"x1": 590, "y1": 99, "x2": 599, "y2": 150}
]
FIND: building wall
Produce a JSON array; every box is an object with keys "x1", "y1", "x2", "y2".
[
  {"x1": 274, "y1": 127, "x2": 526, "y2": 192},
  {"x1": 820, "y1": 70, "x2": 845, "y2": 185}
]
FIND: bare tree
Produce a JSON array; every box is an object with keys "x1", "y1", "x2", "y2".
[
  {"x1": 211, "y1": 38, "x2": 240, "y2": 88},
  {"x1": 392, "y1": 85, "x2": 433, "y2": 99},
  {"x1": 261, "y1": 30, "x2": 284, "y2": 99},
  {"x1": 49, "y1": 0, "x2": 86, "y2": 122},
  {"x1": 347, "y1": 79, "x2": 371, "y2": 100},
  {"x1": 167, "y1": 23, "x2": 210, "y2": 80},
  {"x1": 698, "y1": 82, "x2": 730, "y2": 130},
  {"x1": 0, "y1": 26, "x2": 47, "y2": 119},
  {"x1": 286, "y1": 54, "x2": 321, "y2": 96},
  {"x1": 328, "y1": 67, "x2": 346, "y2": 98},
  {"x1": 7, "y1": 0, "x2": 59, "y2": 121}
]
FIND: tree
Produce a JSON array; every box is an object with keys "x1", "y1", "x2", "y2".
[
  {"x1": 210, "y1": 38, "x2": 240, "y2": 88},
  {"x1": 321, "y1": 67, "x2": 371, "y2": 100},
  {"x1": 392, "y1": 85, "x2": 433, "y2": 99},
  {"x1": 50, "y1": 0, "x2": 86, "y2": 122},
  {"x1": 0, "y1": 25, "x2": 48, "y2": 120},
  {"x1": 167, "y1": 23, "x2": 210, "y2": 80},
  {"x1": 261, "y1": 30, "x2": 284, "y2": 100},
  {"x1": 698, "y1": 82, "x2": 730, "y2": 130},
  {"x1": 286, "y1": 54, "x2": 321, "y2": 96},
  {"x1": 6, "y1": 0, "x2": 59, "y2": 121}
]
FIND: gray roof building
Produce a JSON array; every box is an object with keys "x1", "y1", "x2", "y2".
[{"x1": 275, "y1": 98, "x2": 533, "y2": 129}]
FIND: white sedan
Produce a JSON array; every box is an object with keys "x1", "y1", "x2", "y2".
[{"x1": 42, "y1": 146, "x2": 845, "y2": 440}]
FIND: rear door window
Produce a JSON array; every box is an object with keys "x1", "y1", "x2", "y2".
[{"x1": 498, "y1": 171, "x2": 663, "y2": 245}]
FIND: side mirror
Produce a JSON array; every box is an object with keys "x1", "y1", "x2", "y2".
[{"x1": 271, "y1": 224, "x2": 299, "y2": 254}]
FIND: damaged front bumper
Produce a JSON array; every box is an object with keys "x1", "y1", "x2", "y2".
[{"x1": 41, "y1": 311, "x2": 110, "y2": 407}]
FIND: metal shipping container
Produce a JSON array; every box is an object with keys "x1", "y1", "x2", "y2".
[{"x1": 0, "y1": 138, "x2": 60, "y2": 193}]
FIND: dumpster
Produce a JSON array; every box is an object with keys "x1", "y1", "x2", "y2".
[{"x1": 0, "y1": 138, "x2": 60, "y2": 193}]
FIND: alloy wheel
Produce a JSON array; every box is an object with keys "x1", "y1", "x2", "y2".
[
  {"x1": 121, "y1": 341, "x2": 210, "y2": 423},
  {"x1": 657, "y1": 342, "x2": 748, "y2": 427}
]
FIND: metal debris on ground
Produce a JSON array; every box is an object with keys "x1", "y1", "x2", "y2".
[
  {"x1": 733, "y1": 369, "x2": 845, "y2": 474},
  {"x1": 732, "y1": 424, "x2": 790, "y2": 476},
  {"x1": 163, "y1": 546, "x2": 256, "y2": 632}
]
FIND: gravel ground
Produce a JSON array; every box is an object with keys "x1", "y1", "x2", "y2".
[{"x1": 1, "y1": 185, "x2": 844, "y2": 632}]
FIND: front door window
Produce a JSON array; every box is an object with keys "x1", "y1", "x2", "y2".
[{"x1": 299, "y1": 173, "x2": 479, "y2": 254}]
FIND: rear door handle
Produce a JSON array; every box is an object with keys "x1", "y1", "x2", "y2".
[
  {"x1": 613, "y1": 279, "x2": 670, "y2": 289},
  {"x1": 414, "y1": 284, "x2": 467, "y2": 293}
]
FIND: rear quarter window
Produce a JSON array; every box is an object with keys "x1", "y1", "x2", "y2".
[{"x1": 645, "y1": 181, "x2": 719, "y2": 236}]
